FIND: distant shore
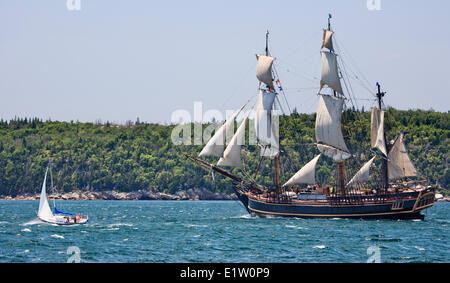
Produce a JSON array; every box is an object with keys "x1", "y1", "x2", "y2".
[
  {"x1": 0, "y1": 188, "x2": 238, "y2": 201},
  {"x1": 1, "y1": 190, "x2": 448, "y2": 202}
]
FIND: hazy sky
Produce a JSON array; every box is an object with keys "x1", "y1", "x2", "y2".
[{"x1": 1, "y1": 0, "x2": 449, "y2": 124}]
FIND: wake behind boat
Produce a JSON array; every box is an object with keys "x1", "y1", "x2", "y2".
[{"x1": 37, "y1": 163, "x2": 88, "y2": 225}]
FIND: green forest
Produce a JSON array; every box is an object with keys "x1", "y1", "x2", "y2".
[{"x1": 0, "y1": 108, "x2": 448, "y2": 197}]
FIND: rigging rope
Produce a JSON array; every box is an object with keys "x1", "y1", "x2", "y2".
[
  {"x1": 333, "y1": 37, "x2": 358, "y2": 110},
  {"x1": 272, "y1": 64, "x2": 292, "y2": 115},
  {"x1": 333, "y1": 33, "x2": 376, "y2": 97}
]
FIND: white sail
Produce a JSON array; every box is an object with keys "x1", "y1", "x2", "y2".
[
  {"x1": 254, "y1": 89, "x2": 277, "y2": 146},
  {"x1": 260, "y1": 127, "x2": 279, "y2": 159},
  {"x1": 371, "y1": 108, "x2": 387, "y2": 156},
  {"x1": 217, "y1": 114, "x2": 248, "y2": 168},
  {"x1": 199, "y1": 102, "x2": 247, "y2": 157},
  {"x1": 388, "y1": 137, "x2": 418, "y2": 181},
  {"x1": 321, "y1": 29, "x2": 334, "y2": 52},
  {"x1": 256, "y1": 54, "x2": 275, "y2": 89},
  {"x1": 316, "y1": 144, "x2": 351, "y2": 162},
  {"x1": 347, "y1": 156, "x2": 376, "y2": 187},
  {"x1": 283, "y1": 155, "x2": 321, "y2": 187},
  {"x1": 198, "y1": 126, "x2": 225, "y2": 157},
  {"x1": 370, "y1": 108, "x2": 380, "y2": 147},
  {"x1": 320, "y1": 51, "x2": 343, "y2": 95},
  {"x1": 38, "y1": 167, "x2": 54, "y2": 221},
  {"x1": 315, "y1": 95, "x2": 350, "y2": 162}
]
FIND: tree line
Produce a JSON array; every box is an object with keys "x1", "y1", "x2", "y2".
[{"x1": 0, "y1": 108, "x2": 448, "y2": 196}]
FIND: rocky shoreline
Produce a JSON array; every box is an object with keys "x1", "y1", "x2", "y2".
[
  {"x1": 437, "y1": 196, "x2": 450, "y2": 202},
  {"x1": 1, "y1": 189, "x2": 448, "y2": 202},
  {"x1": 0, "y1": 188, "x2": 238, "y2": 201}
]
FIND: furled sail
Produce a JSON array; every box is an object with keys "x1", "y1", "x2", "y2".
[
  {"x1": 320, "y1": 51, "x2": 343, "y2": 95},
  {"x1": 321, "y1": 29, "x2": 334, "y2": 52},
  {"x1": 388, "y1": 137, "x2": 418, "y2": 181},
  {"x1": 347, "y1": 156, "x2": 376, "y2": 187},
  {"x1": 283, "y1": 155, "x2": 321, "y2": 187},
  {"x1": 38, "y1": 167, "x2": 54, "y2": 221},
  {"x1": 370, "y1": 108, "x2": 387, "y2": 156},
  {"x1": 315, "y1": 95, "x2": 351, "y2": 162},
  {"x1": 199, "y1": 102, "x2": 247, "y2": 157},
  {"x1": 256, "y1": 54, "x2": 275, "y2": 89},
  {"x1": 217, "y1": 114, "x2": 248, "y2": 168}
]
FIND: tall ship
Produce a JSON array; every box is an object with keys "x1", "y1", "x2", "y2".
[{"x1": 188, "y1": 16, "x2": 436, "y2": 220}]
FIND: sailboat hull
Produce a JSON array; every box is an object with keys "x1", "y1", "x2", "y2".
[
  {"x1": 244, "y1": 188, "x2": 435, "y2": 220},
  {"x1": 39, "y1": 216, "x2": 89, "y2": 226}
]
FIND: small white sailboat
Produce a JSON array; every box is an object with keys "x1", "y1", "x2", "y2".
[{"x1": 38, "y1": 164, "x2": 88, "y2": 225}]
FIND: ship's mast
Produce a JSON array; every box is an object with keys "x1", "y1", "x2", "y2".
[
  {"x1": 376, "y1": 82, "x2": 389, "y2": 193},
  {"x1": 328, "y1": 14, "x2": 346, "y2": 196},
  {"x1": 49, "y1": 159, "x2": 56, "y2": 209},
  {"x1": 265, "y1": 30, "x2": 281, "y2": 191},
  {"x1": 328, "y1": 13, "x2": 331, "y2": 31}
]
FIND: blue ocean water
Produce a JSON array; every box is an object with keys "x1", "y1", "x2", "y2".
[{"x1": 0, "y1": 200, "x2": 448, "y2": 263}]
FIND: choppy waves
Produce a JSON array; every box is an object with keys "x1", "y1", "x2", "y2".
[{"x1": 0, "y1": 200, "x2": 448, "y2": 263}]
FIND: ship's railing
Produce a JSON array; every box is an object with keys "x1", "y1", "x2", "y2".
[
  {"x1": 249, "y1": 189, "x2": 426, "y2": 206},
  {"x1": 327, "y1": 191, "x2": 421, "y2": 206}
]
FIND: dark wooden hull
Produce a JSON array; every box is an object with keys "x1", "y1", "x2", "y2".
[
  {"x1": 238, "y1": 188, "x2": 435, "y2": 220},
  {"x1": 187, "y1": 154, "x2": 436, "y2": 220}
]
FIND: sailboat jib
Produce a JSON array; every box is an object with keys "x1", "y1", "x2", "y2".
[
  {"x1": 38, "y1": 167, "x2": 54, "y2": 221},
  {"x1": 315, "y1": 95, "x2": 350, "y2": 161},
  {"x1": 321, "y1": 29, "x2": 334, "y2": 52},
  {"x1": 320, "y1": 51, "x2": 343, "y2": 95},
  {"x1": 198, "y1": 125, "x2": 226, "y2": 157},
  {"x1": 199, "y1": 102, "x2": 248, "y2": 158},
  {"x1": 283, "y1": 155, "x2": 321, "y2": 187},
  {"x1": 256, "y1": 54, "x2": 275, "y2": 89},
  {"x1": 370, "y1": 108, "x2": 387, "y2": 156},
  {"x1": 217, "y1": 114, "x2": 249, "y2": 168},
  {"x1": 347, "y1": 156, "x2": 376, "y2": 187},
  {"x1": 388, "y1": 136, "x2": 418, "y2": 181}
]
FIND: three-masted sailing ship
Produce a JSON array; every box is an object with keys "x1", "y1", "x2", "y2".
[{"x1": 188, "y1": 16, "x2": 436, "y2": 219}]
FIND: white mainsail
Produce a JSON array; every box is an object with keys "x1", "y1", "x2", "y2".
[
  {"x1": 199, "y1": 102, "x2": 247, "y2": 157},
  {"x1": 256, "y1": 54, "x2": 275, "y2": 89},
  {"x1": 370, "y1": 108, "x2": 387, "y2": 156},
  {"x1": 347, "y1": 156, "x2": 376, "y2": 187},
  {"x1": 388, "y1": 137, "x2": 418, "y2": 181},
  {"x1": 283, "y1": 155, "x2": 321, "y2": 187},
  {"x1": 254, "y1": 89, "x2": 279, "y2": 158},
  {"x1": 315, "y1": 95, "x2": 351, "y2": 162},
  {"x1": 321, "y1": 29, "x2": 334, "y2": 52},
  {"x1": 217, "y1": 114, "x2": 249, "y2": 168},
  {"x1": 320, "y1": 51, "x2": 343, "y2": 95},
  {"x1": 38, "y1": 167, "x2": 54, "y2": 221},
  {"x1": 260, "y1": 127, "x2": 280, "y2": 159},
  {"x1": 370, "y1": 108, "x2": 380, "y2": 147}
]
